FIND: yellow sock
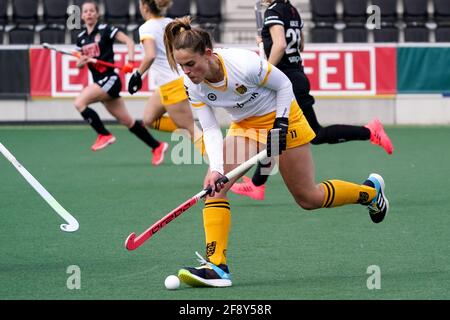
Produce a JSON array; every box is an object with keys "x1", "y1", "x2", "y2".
[
  {"x1": 321, "y1": 180, "x2": 377, "y2": 208},
  {"x1": 203, "y1": 198, "x2": 231, "y2": 266},
  {"x1": 151, "y1": 115, "x2": 178, "y2": 132}
]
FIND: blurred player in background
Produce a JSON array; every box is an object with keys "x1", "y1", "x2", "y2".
[
  {"x1": 75, "y1": 1, "x2": 168, "y2": 165},
  {"x1": 230, "y1": 0, "x2": 394, "y2": 200},
  {"x1": 128, "y1": 0, "x2": 204, "y2": 155},
  {"x1": 163, "y1": 17, "x2": 389, "y2": 288}
]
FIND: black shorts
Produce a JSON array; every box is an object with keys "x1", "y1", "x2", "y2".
[
  {"x1": 95, "y1": 74, "x2": 122, "y2": 98},
  {"x1": 283, "y1": 67, "x2": 315, "y2": 110}
]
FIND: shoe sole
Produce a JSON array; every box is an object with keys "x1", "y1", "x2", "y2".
[
  {"x1": 178, "y1": 269, "x2": 232, "y2": 288},
  {"x1": 91, "y1": 137, "x2": 116, "y2": 151},
  {"x1": 368, "y1": 173, "x2": 389, "y2": 223},
  {"x1": 152, "y1": 143, "x2": 168, "y2": 166}
]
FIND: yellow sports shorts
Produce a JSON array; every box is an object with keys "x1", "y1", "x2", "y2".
[
  {"x1": 227, "y1": 100, "x2": 316, "y2": 149},
  {"x1": 158, "y1": 76, "x2": 188, "y2": 106}
]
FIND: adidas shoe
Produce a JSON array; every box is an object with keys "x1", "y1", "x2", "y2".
[
  {"x1": 178, "y1": 252, "x2": 232, "y2": 287},
  {"x1": 365, "y1": 173, "x2": 389, "y2": 223},
  {"x1": 91, "y1": 134, "x2": 116, "y2": 151},
  {"x1": 229, "y1": 176, "x2": 265, "y2": 201}
]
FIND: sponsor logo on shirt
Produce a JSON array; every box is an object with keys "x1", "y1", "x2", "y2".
[
  {"x1": 207, "y1": 93, "x2": 217, "y2": 101},
  {"x1": 234, "y1": 92, "x2": 259, "y2": 108},
  {"x1": 235, "y1": 84, "x2": 248, "y2": 95}
]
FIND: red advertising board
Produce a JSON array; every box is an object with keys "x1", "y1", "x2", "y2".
[
  {"x1": 30, "y1": 46, "x2": 155, "y2": 97},
  {"x1": 30, "y1": 44, "x2": 396, "y2": 98},
  {"x1": 303, "y1": 45, "x2": 396, "y2": 96}
]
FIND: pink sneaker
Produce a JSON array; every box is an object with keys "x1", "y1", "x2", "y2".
[
  {"x1": 91, "y1": 134, "x2": 116, "y2": 151},
  {"x1": 365, "y1": 119, "x2": 394, "y2": 155},
  {"x1": 230, "y1": 176, "x2": 265, "y2": 201},
  {"x1": 152, "y1": 142, "x2": 169, "y2": 166}
]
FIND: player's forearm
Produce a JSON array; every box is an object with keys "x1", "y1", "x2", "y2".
[
  {"x1": 203, "y1": 126, "x2": 224, "y2": 174},
  {"x1": 138, "y1": 55, "x2": 154, "y2": 75},
  {"x1": 268, "y1": 44, "x2": 285, "y2": 66},
  {"x1": 126, "y1": 40, "x2": 135, "y2": 62},
  {"x1": 195, "y1": 106, "x2": 224, "y2": 174},
  {"x1": 264, "y1": 65, "x2": 293, "y2": 118}
]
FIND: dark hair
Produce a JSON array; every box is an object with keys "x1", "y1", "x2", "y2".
[
  {"x1": 163, "y1": 16, "x2": 213, "y2": 71},
  {"x1": 141, "y1": 0, "x2": 172, "y2": 16},
  {"x1": 82, "y1": 0, "x2": 99, "y2": 13}
]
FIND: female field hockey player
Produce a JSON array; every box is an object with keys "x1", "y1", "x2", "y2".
[
  {"x1": 231, "y1": 0, "x2": 394, "y2": 200},
  {"x1": 75, "y1": 1, "x2": 168, "y2": 165},
  {"x1": 128, "y1": 0, "x2": 204, "y2": 155},
  {"x1": 163, "y1": 17, "x2": 390, "y2": 288}
]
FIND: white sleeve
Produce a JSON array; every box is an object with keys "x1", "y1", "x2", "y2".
[
  {"x1": 139, "y1": 23, "x2": 155, "y2": 43},
  {"x1": 194, "y1": 106, "x2": 224, "y2": 174},
  {"x1": 262, "y1": 64, "x2": 293, "y2": 118},
  {"x1": 247, "y1": 53, "x2": 293, "y2": 118}
]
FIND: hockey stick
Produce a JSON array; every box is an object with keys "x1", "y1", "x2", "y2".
[
  {"x1": 42, "y1": 43, "x2": 134, "y2": 73},
  {"x1": 0, "y1": 143, "x2": 79, "y2": 232},
  {"x1": 255, "y1": 0, "x2": 266, "y2": 58},
  {"x1": 125, "y1": 149, "x2": 268, "y2": 251}
]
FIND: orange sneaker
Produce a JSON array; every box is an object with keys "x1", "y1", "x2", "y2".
[
  {"x1": 91, "y1": 134, "x2": 116, "y2": 151},
  {"x1": 152, "y1": 142, "x2": 169, "y2": 166},
  {"x1": 365, "y1": 119, "x2": 394, "y2": 155},
  {"x1": 230, "y1": 176, "x2": 265, "y2": 201}
]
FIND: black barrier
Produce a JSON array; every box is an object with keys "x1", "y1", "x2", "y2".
[{"x1": 0, "y1": 48, "x2": 30, "y2": 99}]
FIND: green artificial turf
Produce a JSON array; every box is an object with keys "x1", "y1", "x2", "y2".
[{"x1": 0, "y1": 125, "x2": 449, "y2": 300}]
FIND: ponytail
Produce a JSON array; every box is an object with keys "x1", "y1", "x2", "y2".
[{"x1": 164, "y1": 16, "x2": 213, "y2": 72}]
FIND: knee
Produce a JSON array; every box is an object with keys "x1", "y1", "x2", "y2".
[
  {"x1": 121, "y1": 118, "x2": 134, "y2": 128},
  {"x1": 296, "y1": 199, "x2": 318, "y2": 211}
]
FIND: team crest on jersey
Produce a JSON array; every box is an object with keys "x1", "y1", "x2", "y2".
[
  {"x1": 95, "y1": 33, "x2": 101, "y2": 43},
  {"x1": 235, "y1": 84, "x2": 247, "y2": 95},
  {"x1": 207, "y1": 93, "x2": 217, "y2": 101}
]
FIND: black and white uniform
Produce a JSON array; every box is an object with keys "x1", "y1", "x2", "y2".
[
  {"x1": 261, "y1": 0, "x2": 315, "y2": 109},
  {"x1": 76, "y1": 22, "x2": 122, "y2": 98}
]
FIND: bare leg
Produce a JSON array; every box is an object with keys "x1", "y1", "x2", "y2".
[
  {"x1": 103, "y1": 97, "x2": 135, "y2": 128},
  {"x1": 74, "y1": 83, "x2": 110, "y2": 112},
  {"x1": 278, "y1": 144, "x2": 325, "y2": 210},
  {"x1": 142, "y1": 92, "x2": 167, "y2": 127}
]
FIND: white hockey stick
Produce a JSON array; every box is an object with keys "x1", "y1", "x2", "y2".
[{"x1": 0, "y1": 143, "x2": 79, "y2": 232}]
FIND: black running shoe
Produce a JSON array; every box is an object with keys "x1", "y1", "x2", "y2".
[{"x1": 178, "y1": 252, "x2": 232, "y2": 287}]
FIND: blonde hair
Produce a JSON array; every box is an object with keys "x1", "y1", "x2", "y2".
[{"x1": 163, "y1": 16, "x2": 213, "y2": 71}]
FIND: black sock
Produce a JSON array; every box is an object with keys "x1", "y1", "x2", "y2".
[
  {"x1": 80, "y1": 107, "x2": 110, "y2": 135},
  {"x1": 129, "y1": 120, "x2": 160, "y2": 149},
  {"x1": 363, "y1": 180, "x2": 375, "y2": 188},
  {"x1": 251, "y1": 161, "x2": 273, "y2": 186},
  {"x1": 312, "y1": 125, "x2": 370, "y2": 145}
]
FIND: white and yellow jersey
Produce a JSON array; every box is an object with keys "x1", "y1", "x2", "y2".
[
  {"x1": 139, "y1": 18, "x2": 182, "y2": 86},
  {"x1": 185, "y1": 48, "x2": 293, "y2": 123},
  {"x1": 185, "y1": 48, "x2": 295, "y2": 174}
]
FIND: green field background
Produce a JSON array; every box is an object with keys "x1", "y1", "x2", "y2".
[{"x1": 1, "y1": 125, "x2": 449, "y2": 300}]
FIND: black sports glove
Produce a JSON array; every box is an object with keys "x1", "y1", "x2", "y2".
[
  {"x1": 128, "y1": 71, "x2": 142, "y2": 95},
  {"x1": 267, "y1": 117, "x2": 288, "y2": 157}
]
